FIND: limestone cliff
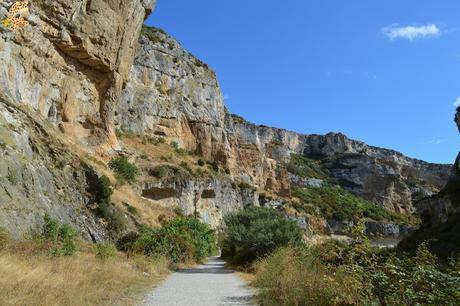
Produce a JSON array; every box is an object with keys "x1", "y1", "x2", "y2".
[
  {"x1": 116, "y1": 27, "x2": 451, "y2": 219},
  {"x1": 0, "y1": 0, "x2": 156, "y2": 147},
  {"x1": 0, "y1": 0, "x2": 156, "y2": 240},
  {"x1": 398, "y1": 110, "x2": 460, "y2": 257},
  {"x1": 0, "y1": 4, "x2": 452, "y2": 242},
  {"x1": 414, "y1": 108, "x2": 460, "y2": 227}
]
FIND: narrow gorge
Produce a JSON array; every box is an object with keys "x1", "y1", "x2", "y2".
[{"x1": 0, "y1": 0, "x2": 455, "y2": 245}]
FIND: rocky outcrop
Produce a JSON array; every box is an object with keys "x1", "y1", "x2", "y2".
[
  {"x1": 141, "y1": 176, "x2": 258, "y2": 229},
  {"x1": 116, "y1": 27, "x2": 451, "y2": 216},
  {"x1": 0, "y1": 0, "x2": 156, "y2": 239},
  {"x1": 0, "y1": 95, "x2": 106, "y2": 241},
  {"x1": 0, "y1": 0, "x2": 155, "y2": 147},
  {"x1": 414, "y1": 108, "x2": 460, "y2": 227}
]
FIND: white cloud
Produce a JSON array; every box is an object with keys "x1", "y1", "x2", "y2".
[
  {"x1": 383, "y1": 24, "x2": 441, "y2": 41},
  {"x1": 454, "y1": 97, "x2": 460, "y2": 107}
]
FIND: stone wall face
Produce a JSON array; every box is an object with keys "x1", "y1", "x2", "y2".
[
  {"x1": 117, "y1": 28, "x2": 451, "y2": 216},
  {"x1": 0, "y1": 0, "x2": 155, "y2": 147},
  {"x1": 0, "y1": 0, "x2": 156, "y2": 239}
]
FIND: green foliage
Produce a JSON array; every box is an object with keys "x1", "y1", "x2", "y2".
[
  {"x1": 97, "y1": 202, "x2": 126, "y2": 234},
  {"x1": 94, "y1": 175, "x2": 113, "y2": 205},
  {"x1": 220, "y1": 207, "x2": 303, "y2": 265},
  {"x1": 142, "y1": 135, "x2": 165, "y2": 146},
  {"x1": 88, "y1": 175, "x2": 125, "y2": 234},
  {"x1": 121, "y1": 216, "x2": 217, "y2": 264},
  {"x1": 195, "y1": 58, "x2": 209, "y2": 70},
  {"x1": 170, "y1": 141, "x2": 188, "y2": 156},
  {"x1": 150, "y1": 165, "x2": 169, "y2": 178},
  {"x1": 206, "y1": 160, "x2": 219, "y2": 173},
  {"x1": 6, "y1": 170, "x2": 17, "y2": 185},
  {"x1": 287, "y1": 153, "x2": 329, "y2": 179},
  {"x1": 254, "y1": 246, "x2": 368, "y2": 306},
  {"x1": 141, "y1": 26, "x2": 167, "y2": 44},
  {"x1": 95, "y1": 243, "x2": 118, "y2": 261},
  {"x1": 39, "y1": 215, "x2": 78, "y2": 256},
  {"x1": 231, "y1": 114, "x2": 248, "y2": 125},
  {"x1": 108, "y1": 156, "x2": 138, "y2": 183},
  {"x1": 127, "y1": 205, "x2": 139, "y2": 216},
  {"x1": 197, "y1": 159, "x2": 205, "y2": 167},
  {"x1": 399, "y1": 212, "x2": 460, "y2": 260},
  {"x1": 254, "y1": 239, "x2": 460, "y2": 306},
  {"x1": 292, "y1": 186, "x2": 408, "y2": 224}
]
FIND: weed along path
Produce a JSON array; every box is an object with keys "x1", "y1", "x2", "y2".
[{"x1": 142, "y1": 257, "x2": 256, "y2": 306}]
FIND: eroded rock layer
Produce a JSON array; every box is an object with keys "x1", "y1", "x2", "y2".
[{"x1": 116, "y1": 27, "x2": 451, "y2": 217}]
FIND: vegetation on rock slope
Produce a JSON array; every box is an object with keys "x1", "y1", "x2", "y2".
[
  {"x1": 219, "y1": 209, "x2": 460, "y2": 306},
  {"x1": 292, "y1": 185, "x2": 409, "y2": 224}
]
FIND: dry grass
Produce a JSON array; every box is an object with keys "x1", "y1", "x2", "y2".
[
  {"x1": 0, "y1": 243, "x2": 169, "y2": 306},
  {"x1": 253, "y1": 246, "x2": 365, "y2": 306},
  {"x1": 112, "y1": 185, "x2": 175, "y2": 228}
]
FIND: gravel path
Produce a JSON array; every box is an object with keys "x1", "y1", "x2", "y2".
[{"x1": 142, "y1": 257, "x2": 256, "y2": 306}]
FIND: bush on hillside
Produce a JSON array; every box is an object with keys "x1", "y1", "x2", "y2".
[
  {"x1": 108, "y1": 157, "x2": 138, "y2": 183},
  {"x1": 36, "y1": 214, "x2": 78, "y2": 256},
  {"x1": 287, "y1": 153, "x2": 329, "y2": 179},
  {"x1": 292, "y1": 186, "x2": 408, "y2": 224},
  {"x1": 254, "y1": 241, "x2": 460, "y2": 306},
  {"x1": 95, "y1": 243, "x2": 118, "y2": 261},
  {"x1": 220, "y1": 207, "x2": 303, "y2": 265},
  {"x1": 120, "y1": 216, "x2": 217, "y2": 264}
]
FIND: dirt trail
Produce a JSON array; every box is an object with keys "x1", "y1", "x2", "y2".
[{"x1": 142, "y1": 257, "x2": 256, "y2": 306}]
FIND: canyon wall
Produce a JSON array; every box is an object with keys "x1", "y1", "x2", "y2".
[
  {"x1": 116, "y1": 27, "x2": 451, "y2": 218},
  {"x1": 0, "y1": 2, "x2": 452, "y2": 241},
  {"x1": 0, "y1": 0, "x2": 156, "y2": 239}
]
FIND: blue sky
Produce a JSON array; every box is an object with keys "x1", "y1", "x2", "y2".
[{"x1": 145, "y1": 0, "x2": 460, "y2": 164}]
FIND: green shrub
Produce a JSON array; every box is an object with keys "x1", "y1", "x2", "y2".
[
  {"x1": 287, "y1": 153, "x2": 329, "y2": 179},
  {"x1": 142, "y1": 135, "x2": 165, "y2": 146},
  {"x1": 206, "y1": 160, "x2": 219, "y2": 173},
  {"x1": 127, "y1": 205, "x2": 139, "y2": 216},
  {"x1": 170, "y1": 141, "x2": 187, "y2": 156},
  {"x1": 220, "y1": 207, "x2": 303, "y2": 265},
  {"x1": 254, "y1": 246, "x2": 367, "y2": 306},
  {"x1": 95, "y1": 243, "x2": 118, "y2": 261},
  {"x1": 108, "y1": 157, "x2": 138, "y2": 183},
  {"x1": 197, "y1": 159, "x2": 205, "y2": 167},
  {"x1": 150, "y1": 165, "x2": 169, "y2": 178},
  {"x1": 39, "y1": 214, "x2": 78, "y2": 256},
  {"x1": 254, "y1": 240, "x2": 460, "y2": 306},
  {"x1": 121, "y1": 217, "x2": 217, "y2": 264},
  {"x1": 6, "y1": 170, "x2": 17, "y2": 185},
  {"x1": 141, "y1": 26, "x2": 167, "y2": 44}
]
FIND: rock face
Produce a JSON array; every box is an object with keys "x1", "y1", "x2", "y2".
[
  {"x1": 116, "y1": 27, "x2": 451, "y2": 217},
  {"x1": 0, "y1": 0, "x2": 156, "y2": 239},
  {"x1": 0, "y1": 0, "x2": 155, "y2": 147},
  {"x1": 0, "y1": 4, "x2": 452, "y2": 240},
  {"x1": 0, "y1": 95, "x2": 106, "y2": 241},
  {"x1": 141, "y1": 176, "x2": 257, "y2": 229},
  {"x1": 414, "y1": 108, "x2": 460, "y2": 227}
]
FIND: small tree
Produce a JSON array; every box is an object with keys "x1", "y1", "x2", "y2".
[
  {"x1": 221, "y1": 207, "x2": 303, "y2": 265},
  {"x1": 108, "y1": 157, "x2": 138, "y2": 183}
]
